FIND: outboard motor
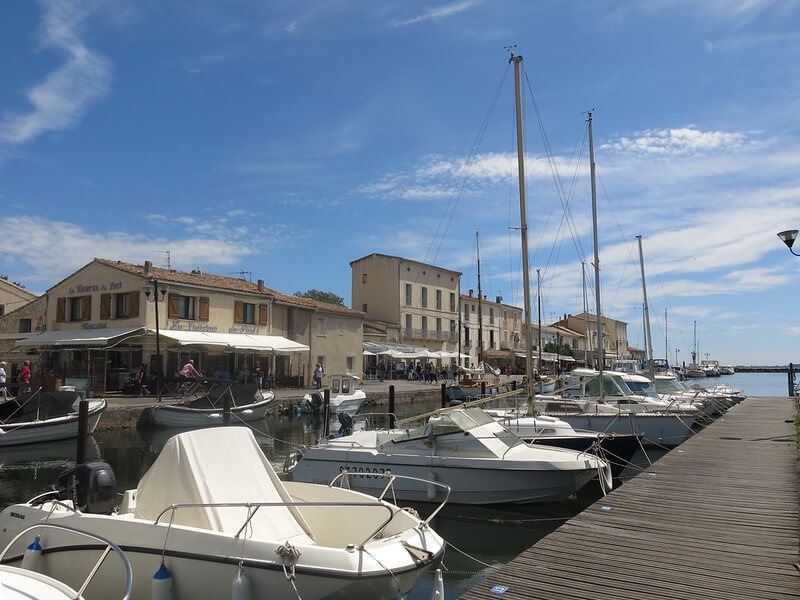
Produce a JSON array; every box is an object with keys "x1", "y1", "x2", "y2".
[
  {"x1": 58, "y1": 461, "x2": 117, "y2": 514},
  {"x1": 309, "y1": 392, "x2": 323, "y2": 414},
  {"x1": 337, "y1": 412, "x2": 354, "y2": 437}
]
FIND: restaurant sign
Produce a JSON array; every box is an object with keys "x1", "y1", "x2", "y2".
[{"x1": 168, "y1": 321, "x2": 218, "y2": 332}]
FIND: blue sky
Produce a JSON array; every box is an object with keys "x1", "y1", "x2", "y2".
[{"x1": 1, "y1": 0, "x2": 800, "y2": 365}]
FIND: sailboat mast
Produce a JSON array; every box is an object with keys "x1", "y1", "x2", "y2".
[
  {"x1": 588, "y1": 112, "x2": 605, "y2": 399},
  {"x1": 476, "y1": 230, "x2": 484, "y2": 366},
  {"x1": 636, "y1": 235, "x2": 654, "y2": 379},
  {"x1": 665, "y1": 308, "x2": 668, "y2": 366},
  {"x1": 582, "y1": 261, "x2": 589, "y2": 365},
  {"x1": 692, "y1": 320, "x2": 697, "y2": 366},
  {"x1": 511, "y1": 53, "x2": 535, "y2": 406},
  {"x1": 537, "y1": 269, "x2": 543, "y2": 374}
]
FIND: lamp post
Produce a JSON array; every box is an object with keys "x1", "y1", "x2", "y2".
[
  {"x1": 144, "y1": 279, "x2": 167, "y2": 401},
  {"x1": 777, "y1": 230, "x2": 800, "y2": 256},
  {"x1": 675, "y1": 348, "x2": 680, "y2": 369}
]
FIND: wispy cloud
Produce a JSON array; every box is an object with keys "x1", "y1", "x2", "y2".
[
  {"x1": 600, "y1": 127, "x2": 751, "y2": 156},
  {"x1": 0, "y1": 0, "x2": 111, "y2": 147},
  {"x1": 389, "y1": 0, "x2": 480, "y2": 27}
]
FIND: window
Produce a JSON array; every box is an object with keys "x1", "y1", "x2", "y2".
[
  {"x1": 450, "y1": 319, "x2": 456, "y2": 334},
  {"x1": 435, "y1": 289, "x2": 442, "y2": 310},
  {"x1": 179, "y1": 296, "x2": 196, "y2": 320},
  {"x1": 362, "y1": 303, "x2": 367, "y2": 312},
  {"x1": 405, "y1": 284, "x2": 412, "y2": 305},
  {"x1": 421, "y1": 287, "x2": 428, "y2": 308},
  {"x1": 346, "y1": 356, "x2": 354, "y2": 372},
  {"x1": 489, "y1": 308, "x2": 494, "y2": 324},
  {"x1": 69, "y1": 297, "x2": 82, "y2": 321},
  {"x1": 0, "y1": 305, "x2": 4, "y2": 316},
  {"x1": 242, "y1": 303, "x2": 256, "y2": 324},
  {"x1": 463, "y1": 305, "x2": 469, "y2": 321},
  {"x1": 450, "y1": 293, "x2": 455, "y2": 312},
  {"x1": 114, "y1": 293, "x2": 130, "y2": 318},
  {"x1": 18, "y1": 318, "x2": 31, "y2": 333},
  {"x1": 342, "y1": 377, "x2": 351, "y2": 393},
  {"x1": 436, "y1": 318, "x2": 442, "y2": 332},
  {"x1": 405, "y1": 314, "x2": 412, "y2": 330},
  {"x1": 362, "y1": 273, "x2": 368, "y2": 284},
  {"x1": 421, "y1": 316, "x2": 427, "y2": 331},
  {"x1": 331, "y1": 379, "x2": 340, "y2": 393},
  {"x1": 465, "y1": 327, "x2": 471, "y2": 344},
  {"x1": 490, "y1": 330, "x2": 495, "y2": 348}
]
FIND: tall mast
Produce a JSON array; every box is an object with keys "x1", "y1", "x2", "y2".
[
  {"x1": 476, "y1": 230, "x2": 484, "y2": 366},
  {"x1": 537, "y1": 269, "x2": 543, "y2": 375},
  {"x1": 665, "y1": 308, "x2": 668, "y2": 366},
  {"x1": 636, "y1": 235, "x2": 654, "y2": 379},
  {"x1": 588, "y1": 111, "x2": 605, "y2": 400},
  {"x1": 692, "y1": 320, "x2": 697, "y2": 366},
  {"x1": 511, "y1": 52, "x2": 535, "y2": 407},
  {"x1": 582, "y1": 261, "x2": 589, "y2": 365}
]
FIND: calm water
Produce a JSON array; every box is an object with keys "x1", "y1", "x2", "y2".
[{"x1": 0, "y1": 372, "x2": 785, "y2": 598}]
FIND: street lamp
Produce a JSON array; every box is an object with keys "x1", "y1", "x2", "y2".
[
  {"x1": 144, "y1": 279, "x2": 167, "y2": 401},
  {"x1": 777, "y1": 230, "x2": 800, "y2": 256}
]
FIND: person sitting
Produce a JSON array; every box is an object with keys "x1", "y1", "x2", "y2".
[{"x1": 179, "y1": 359, "x2": 202, "y2": 379}]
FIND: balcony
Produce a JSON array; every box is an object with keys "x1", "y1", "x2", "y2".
[{"x1": 403, "y1": 328, "x2": 457, "y2": 341}]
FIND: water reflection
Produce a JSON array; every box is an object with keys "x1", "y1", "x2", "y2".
[{"x1": 0, "y1": 408, "x2": 666, "y2": 600}]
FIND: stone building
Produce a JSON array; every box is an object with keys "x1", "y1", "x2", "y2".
[
  {"x1": 551, "y1": 312, "x2": 630, "y2": 367},
  {"x1": 0, "y1": 277, "x2": 37, "y2": 319},
  {"x1": 10, "y1": 258, "x2": 364, "y2": 393}
]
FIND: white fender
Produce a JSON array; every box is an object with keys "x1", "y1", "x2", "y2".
[
  {"x1": 232, "y1": 566, "x2": 251, "y2": 600},
  {"x1": 152, "y1": 563, "x2": 174, "y2": 600},
  {"x1": 21, "y1": 537, "x2": 42, "y2": 572},
  {"x1": 426, "y1": 471, "x2": 437, "y2": 500}
]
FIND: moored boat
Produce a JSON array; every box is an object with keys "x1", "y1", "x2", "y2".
[
  {"x1": 300, "y1": 373, "x2": 366, "y2": 416},
  {"x1": 0, "y1": 391, "x2": 105, "y2": 447}
]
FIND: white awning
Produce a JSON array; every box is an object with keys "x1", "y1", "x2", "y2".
[
  {"x1": 14, "y1": 327, "x2": 147, "y2": 348},
  {"x1": 157, "y1": 331, "x2": 309, "y2": 354}
]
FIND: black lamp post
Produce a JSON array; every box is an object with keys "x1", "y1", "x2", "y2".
[
  {"x1": 144, "y1": 279, "x2": 167, "y2": 401},
  {"x1": 777, "y1": 230, "x2": 800, "y2": 256}
]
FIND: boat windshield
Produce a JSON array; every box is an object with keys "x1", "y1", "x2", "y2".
[
  {"x1": 623, "y1": 380, "x2": 660, "y2": 398},
  {"x1": 388, "y1": 409, "x2": 501, "y2": 443},
  {"x1": 584, "y1": 375, "x2": 628, "y2": 397},
  {"x1": 654, "y1": 378, "x2": 685, "y2": 392}
]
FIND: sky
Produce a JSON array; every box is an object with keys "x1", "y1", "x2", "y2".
[{"x1": 1, "y1": 0, "x2": 800, "y2": 365}]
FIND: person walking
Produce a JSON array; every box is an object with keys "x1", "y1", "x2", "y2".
[
  {"x1": 253, "y1": 361, "x2": 263, "y2": 390},
  {"x1": 0, "y1": 361, "x2": 8, "y2": 401},
  {"x1": 17, "y1": 360, "x2": 31, "y2": 394},
  {"x1": 313, "y1": 363, "x2": 323, "y2": 389}
]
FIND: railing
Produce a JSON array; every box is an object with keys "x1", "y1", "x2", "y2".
[{"x1": 0, "y1": 522, "x2": 133, "y2": 600}]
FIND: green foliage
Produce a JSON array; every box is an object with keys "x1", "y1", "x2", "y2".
[
  {"x1": 294, "y1": 289, "x2": 345, "y2": 307},
  {"x1": 544, "y1": 342, "x2": 573, "y2": 357}
]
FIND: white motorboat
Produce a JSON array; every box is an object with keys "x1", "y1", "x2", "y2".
[
  {"x1": 301, "y1": 373, "x2": 366, "y2": 416},
  {"x1": 288, "y1": 407, "x2": 611, "y2": 504},
  {"x1": 139, "y1": 384, "x2": 275, "y2": 427},
  {"x1": 0, "y1": 522, "x2": 132, "y2": 600},
  {"x1": 0, "y1": 428, "x2": 442, "y2": 600},
  {"x1": 0, "y1": 391, "x2": 105, "y2": 447},
  {"x1": 719, "y1": 365, "x2": 736, "y2": 375}
]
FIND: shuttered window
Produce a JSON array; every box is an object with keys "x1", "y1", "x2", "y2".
[
  {"x1": 168, "y1": 294, "x2": 179, "y2": 319},
  {"x1": 129, "y1": 291, "x2": 139, "y2": 318},
  {"x1": 56, "y1": 297, "x2": 66, "y2": 323},
  {"x1": 100, "y1": 294, "x2": 112, "y2": 320},
  {"x1": 258, "y1": 304, "x2": 269, "y2": 326},
  {"x1": 234, "y1": 301, "x2": 244, "y2": 324},
  {"x1": 198, "y1": 297, "x2": 209, "y2": 321}
]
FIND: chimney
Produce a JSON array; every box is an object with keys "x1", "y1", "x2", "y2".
[
  {"x1": 257, "y1": 279, "x2": 265, "y2": 292},
  {"x1": 483, "y1": 295, "x2": 487, "y2": 301},
  {"x1": 496, "y1": 296, "x2": 502, "y2": 303},
  {"x1": 468, "y1": 289, "x2": 473, "y2": 297},
  {"x1": 144, "y1": 260, "x2": 152, "y2": 275}
]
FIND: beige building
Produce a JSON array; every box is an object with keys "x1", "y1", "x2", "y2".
[
  {"x1": 350, "y1": 253, "x2": 461, "y2": 357},
  {"x1": 460, "y1": 291, "x2": 509, "y2": 367},
  {"x1": 11, "y1": 258, "x2": 364, "y2": 392},
  {"x1": 551, "y1": 312, "x2": 629, "y2": 367},
  {"x1": 0, "y1": 277, "x2": 37, "y2": 318}
]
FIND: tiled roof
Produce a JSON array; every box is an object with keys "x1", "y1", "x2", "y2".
[
  {"x1": 93, "y1": 259, "x2": 363, "y2": 317},
  {"x1": 0, "y1": 277, "x2": 37, "y2": 298}
]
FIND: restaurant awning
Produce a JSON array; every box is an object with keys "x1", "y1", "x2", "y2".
[
  {"x1": 157, "y1": 331, "x2": 309, "y2": 354},
  {"x1": 14, "y1": 327, "x2": 147, "y2": 349}
]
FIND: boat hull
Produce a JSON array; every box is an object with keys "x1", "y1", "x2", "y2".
[
  {"x1": 0, "y1": 400, "x2": 105, "y2": 447},
  {"x1": 139, "y1": 396, "x2": 273, "y2": 428},
  {"x1": 547, "y1": 412, "x2": 697, "y2": 447}
]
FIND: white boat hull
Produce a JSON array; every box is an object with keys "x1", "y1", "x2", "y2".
[
  {"x1": 549, "y1": 412, "x2": 696, "y2": 447},
  {"x1": 0, "y1": 400, "x2": 105, "y2": 447},
  {"x1": 301, "y1": 391, "x2": 366, "y2": 416},
  {"x1": 141, "y1": 395, "x2": 274, "y2": 428}
]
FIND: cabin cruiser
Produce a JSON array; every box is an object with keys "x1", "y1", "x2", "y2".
[
  {"x1": 288, "y1": 408, "x2": 612, "y2": 504},
  {"x1": 0, "y1": 428, "x2": 444, "y2": 600},
  {"x1": 0, "y1": 390, "x2": 105, "y2": 446},
  {"x1": 301, "y1": 373, "x2": 366, "y2": 416}
]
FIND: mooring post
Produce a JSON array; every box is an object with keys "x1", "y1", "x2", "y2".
[
  {"x1": 512, "y1": 379, "x2": 517, "y2": 391},
  {"x1": 76, "y1": 399, "x2": 89, "y2": 464},
  {"x1": 323, "y1": 388, "x2": 331, "y2": 437},
  {"x1": 481, "y1": 381, "x2": 486, "y2": 398},
  {"x1": 223, "y1": 392, "x2": 232, "y2": 425},
  {"x1": 789, "y1": 363, "x2": 795, "y2": 397},
  {"x1": 441, "y1": 383, "x2": 447, "y2": 408},
  {"x1": 388, "y1": 385, "x2": 396, "y2": 429}
]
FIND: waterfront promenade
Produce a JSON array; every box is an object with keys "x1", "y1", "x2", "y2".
[{"x1": 462, "y1": 395, "x2": 800, "y2": 599}]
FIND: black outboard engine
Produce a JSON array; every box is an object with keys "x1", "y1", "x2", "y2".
[
  {"x1": 337, "y1": 412, "x2": 354, "y2": 437},
  {"x1": 58, "y1": 462, "x2": 117, "y2": 514},
  {"x1": 309, "y1": 392, "x2": 323, "y2": 414}
]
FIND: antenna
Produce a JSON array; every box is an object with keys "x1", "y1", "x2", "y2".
[
  {"x1": 504, "y1": 44, "x2": 518, "y2": 59},
  {"x1": 151, "y1": 250, "x2": 171, "y2": 270},
  {"x1": 227, "y1": 271, "x2": 253, "y2": 282}
]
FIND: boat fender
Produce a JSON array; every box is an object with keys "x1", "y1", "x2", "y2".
[
  {"x1": 21, "y1": 536, "x2": 42, "y2": 572},
  {"x1": 283, "y1": 451, "x2": 303, "y2": 473},
  {"x1": 599, "y1": 460, "x2": 613, "y2": 495},
  {"x1": 152, "y1": 563, "x2": 173, "y2": 600},
  {"x1": 430, "y1": 568, "x2": 444, "y2": 599},
  {"x1": 232, "y1": 565, "x2": 250, "y2": 600},
  {"x1": 426, "y1": 471, "x2": 437, "y2": 501}
]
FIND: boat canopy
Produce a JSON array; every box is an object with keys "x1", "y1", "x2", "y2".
[{"x1": 133, "y1": 427, "x2": 314, "y2": 544}]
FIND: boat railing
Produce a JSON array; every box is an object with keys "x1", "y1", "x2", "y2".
[
  {"x1": 329, "y1": 471, "x2": 450, "y2": 525},
  {"x1": 153, "y1": 499, "x2": 406, "y2": 549},
  {"x1": 0, "y1": 522, "x2": 133, "y2": 600}
]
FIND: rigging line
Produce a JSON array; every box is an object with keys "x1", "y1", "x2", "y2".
[
  {"x1": 425, "y1": 64, "x2": 510, "y2": 264},
  {"x1": 521, "y1": 67, "x2": 587, "y2": 264}
]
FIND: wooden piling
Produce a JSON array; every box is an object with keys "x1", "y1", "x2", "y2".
[
  {"x1": 388, "y1": 385, "x2": 396, "y2": 429},
  {"x1": 76, "y1": 399, "x2": 88, "y2": 464}
]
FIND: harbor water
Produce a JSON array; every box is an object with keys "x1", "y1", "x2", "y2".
[{"x1": 0, "y1": 372, "x2": 786, "y2": 598}]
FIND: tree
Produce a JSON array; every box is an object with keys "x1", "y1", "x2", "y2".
[
  {"x1": 544, "y1": 342, "x2": 573, "y2": 357},
  {"x1": 294, "y1": 289, "x2": 345, "y2": 307}
]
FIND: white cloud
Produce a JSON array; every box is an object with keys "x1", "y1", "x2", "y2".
[
  {"x1": 787, "y1": 326, "x2": 800, "y2": 335},
  {"x1": 389, "y1": 0, "x2": 480, "y2": 27},
  {"x1": 0, "y1": 0, "x2": 111, "y2": 146},
  {"x1": 600, "y1": 127, "x2": 750, "y2": 156}
]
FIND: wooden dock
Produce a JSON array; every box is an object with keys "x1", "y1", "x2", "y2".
[{"x1": 461, "y1": 396, "x2": 800, "y2": 599}]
